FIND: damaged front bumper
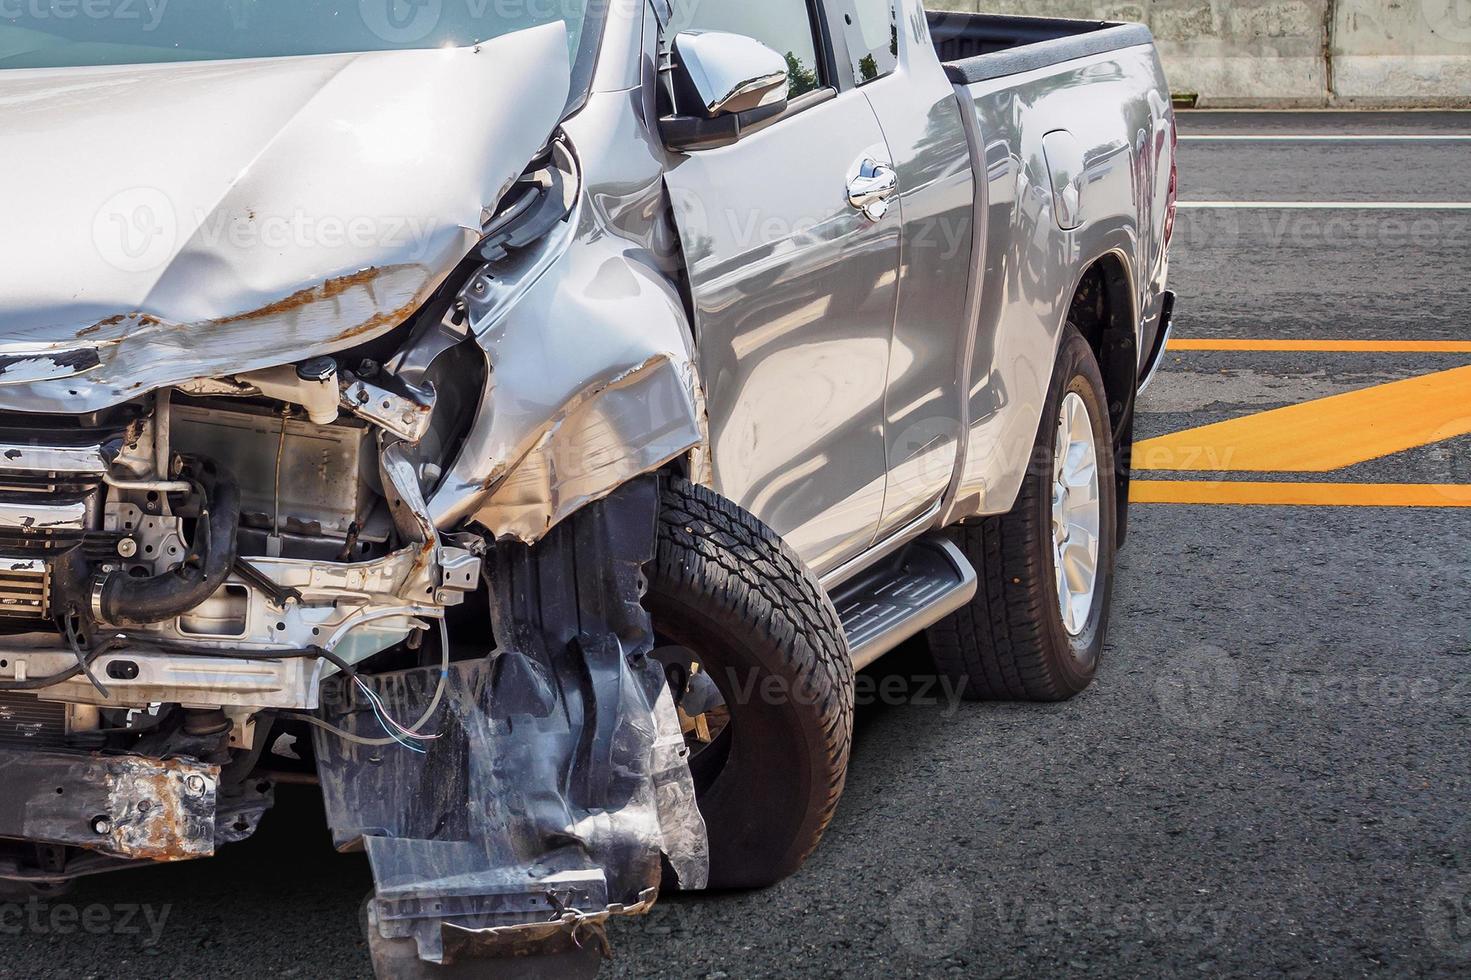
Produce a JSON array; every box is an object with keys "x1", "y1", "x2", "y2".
[
  {"x1": 0, "y1": 60, "x2": 713, "y2": 970},
  {"x1": 0, "y1": 749, "x2": 222, "y2": 862},
  {"x1": 0, "y1": 482, "x2": 709, "y2": 968},
  {"x1": 316, "y1": 478, "x2": 707, "y2": 966}
]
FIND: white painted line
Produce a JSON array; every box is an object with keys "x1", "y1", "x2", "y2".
[
  {"x1": 1179, "y1": 201, "x2": 1471, "y2": 210},
  {"x1": 1181, "y1": 134, "x2": 1471, "y2": 142}
]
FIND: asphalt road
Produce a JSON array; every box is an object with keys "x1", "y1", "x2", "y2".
[{"x1": 7, "y1": 111, "x2": 1470, "y2": 979}]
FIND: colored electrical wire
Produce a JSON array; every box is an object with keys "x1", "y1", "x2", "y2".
[{"x1": 285, "y1": 616, "x2": 452, "y2": 750}]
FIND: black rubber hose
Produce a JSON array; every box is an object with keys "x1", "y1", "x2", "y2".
[
  {"x1": 0, "y1": 637, "x2": 119, "y2": 692},
  {"x1": 96, "y1": 457, "x2": 240, "y2": 627},
  {"x1": 0, "y1": 662, "x2": 83, "y2": 692}
]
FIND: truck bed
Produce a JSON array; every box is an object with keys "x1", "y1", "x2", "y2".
[
  {"x1": 931, "y1": 5, "x2": 1173, "y2": 519},
  {"x1": 927, "y1": 12, "x2": 1154, "y2": 84}
]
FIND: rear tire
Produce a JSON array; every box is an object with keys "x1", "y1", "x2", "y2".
[
  {"x1": 646, "y1": 477, "x2": 853, "y2": 889},
  {"x1": 927, "y1": 326, "x2": 1117, "y2": 702}
]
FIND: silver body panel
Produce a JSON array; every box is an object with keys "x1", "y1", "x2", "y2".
[
  {"x1": 0, "y1": 23, "x2": 571, "y2": 414},
  {"x1": 0, "y1": 0, "x2": 1173, "y2": 701},
  {"x1": 943, "y1": 40, "x2": 1175, "y2": 520},
  {"x1": 665, "y1": 88, "x2": 899, "y2": 574},
  {"x1": 664, "y1": 0, "x2": 1173, "y2": 580},
  {"x1": 0, "y1": 444, "x2": 107, "y2": 476},
  {"x1": 857, "y1": 10, "x2": 979, "y2": 540}
]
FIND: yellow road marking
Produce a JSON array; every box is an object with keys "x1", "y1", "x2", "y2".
[
  {"x1": 1169, "y1": 339, "x2": 1471, "y2": 353},
  {"x1": 1134, "y1": 364, "x2": 1471, "y2": 472},
  {"x1": 1134, "y1": 481, "x2": 1471, "y2": 507}
]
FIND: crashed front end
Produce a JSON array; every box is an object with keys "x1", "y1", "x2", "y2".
[{"x1": 0, "y1": 24, "x2": 709, "y2": 970}]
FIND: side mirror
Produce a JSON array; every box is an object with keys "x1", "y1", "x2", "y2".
[{"x1": 661, "y1": 31, "x2": 790, "y2": 152}]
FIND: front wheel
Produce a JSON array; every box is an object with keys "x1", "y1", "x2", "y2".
[
  {"x1": 646, "y1": 477, "x2": 854, "y2": 890},
  {"x1": 927, "y1": 326, "x2": 1118, "y2": 702}
]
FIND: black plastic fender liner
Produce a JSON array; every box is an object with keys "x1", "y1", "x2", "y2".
[
  {"x1": 94, "y1": 456, "x2": 241, "y2": 627},
  {"x1": 313, "y1": 476, "x2": 708, "y2": 969}
]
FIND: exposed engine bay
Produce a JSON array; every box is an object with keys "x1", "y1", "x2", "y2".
[{"x1": 0, "y1": 132, "x2": 710, "y2": 966}]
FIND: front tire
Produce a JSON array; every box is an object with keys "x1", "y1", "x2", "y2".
[
  {"x1": 927, "y1": 326, "x2": 1118, "y2": 702},
  {"x1": 646, "y1": 477, "x2": 854, "y2": 890}
]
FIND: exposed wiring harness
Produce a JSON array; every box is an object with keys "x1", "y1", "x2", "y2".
[
  {"x1": 0, "y1": 595, "x2": 450, "y2": 752},
  {"x1": 353, "y1": 675, "x2": 443, "y2": 754},
  {"x1": 283, "y1": 617, "x2": 451, "y2": 753},
  {"x1": 0, "y1": 634, "x2": 121, "y2": 692}
]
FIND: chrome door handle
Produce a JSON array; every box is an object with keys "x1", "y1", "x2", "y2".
[{"x1": 847, "y1": 160, "x2": 898, "y2": 221}]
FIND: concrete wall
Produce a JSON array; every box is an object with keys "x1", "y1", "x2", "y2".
[{"x1": 927, "y1": 0, "x2": 1471, "y2": 107}]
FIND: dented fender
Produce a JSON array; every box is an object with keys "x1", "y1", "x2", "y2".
[{"x1": 428, "y1": 156, "x2": 708, "y2": 544}]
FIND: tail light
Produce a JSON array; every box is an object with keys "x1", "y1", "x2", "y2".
[{"x1": 1163, "y1": 110, "x2": 1178, "y2": 246}]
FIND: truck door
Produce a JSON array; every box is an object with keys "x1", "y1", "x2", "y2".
[
  {"x1": 840, "y1": 0, "x2": 979, "y2": 537},
  {"x1": 663, "y1": 0, "x2": 902, "y2": 576}
]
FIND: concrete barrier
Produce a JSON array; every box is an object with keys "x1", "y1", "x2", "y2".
[
  {"x1": 928, "y1": 0, "x2": 1471, "y2": 107},
  {"x1": 1334, "y1": 0, "x2": 1471, "y2": 105}
]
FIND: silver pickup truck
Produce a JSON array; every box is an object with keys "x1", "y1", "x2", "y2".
[{"x1": 0, "y1": 0, "x2": 1175, "y2": 973}]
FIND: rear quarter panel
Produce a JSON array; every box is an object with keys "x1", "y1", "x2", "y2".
[{"x1": 950, "y1": 43, "x2": 1174, "y2": 517}]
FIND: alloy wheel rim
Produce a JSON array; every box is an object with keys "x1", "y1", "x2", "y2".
[{"x1": 1051, "y1": 391, "x2": 1101, "y2": 637}]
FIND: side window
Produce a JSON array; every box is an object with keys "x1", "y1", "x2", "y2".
[
  {"x1": 665, "y1": 0, "x2": 825, "y2": 99},
  {"x1": 846, "y1": 0, "x2": 898, "y2": 85}
]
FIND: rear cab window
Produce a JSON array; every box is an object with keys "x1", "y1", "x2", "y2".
[{"x1": 844, "y1": 0, "x2": 898, "y2": 84}]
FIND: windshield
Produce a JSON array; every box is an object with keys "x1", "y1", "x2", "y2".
[{"x1": 0, "y1": 0, "x2": 605, "y2": 98}]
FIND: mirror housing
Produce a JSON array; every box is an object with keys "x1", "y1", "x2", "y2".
[{"x1": 661, "y1": 31, "x2": 790, "y2": 152}]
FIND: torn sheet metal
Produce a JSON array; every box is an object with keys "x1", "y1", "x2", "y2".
[
  {"x1": 473, "y1": 354, "x2": 707, "y2": 544},
  {"x1": 427, "y1": 201, "x2": 708, "y2": 542},
  {"x1": 0, "y1": 749, "x2": 219, "y2": 861},
  {"x1": 315, "y1": 478, "x2": 707, "y2": 967},
  {"x1": 0, "y1": 23, "x2": 571, "y2": 415}
]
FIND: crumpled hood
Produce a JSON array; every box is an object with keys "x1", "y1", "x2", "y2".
[{"x1": 0, "y1": 22, "x2": 570, "y2": 414}]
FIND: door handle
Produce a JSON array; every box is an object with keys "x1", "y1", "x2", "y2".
[{"x1": 847, "y1": 160, "x2": 898, "y2": 221}]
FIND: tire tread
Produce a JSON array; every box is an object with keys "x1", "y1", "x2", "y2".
[
  {"x1": 927, "y1": 327, "x2": 1113, "y2": 703},
  {"x1": 651, "y1": 477, "x2": 853, "y2": 882}
]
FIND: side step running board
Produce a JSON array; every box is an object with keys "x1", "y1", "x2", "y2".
[{"x1": 830, "y1": 535, "x2": 978, "y2": 671}]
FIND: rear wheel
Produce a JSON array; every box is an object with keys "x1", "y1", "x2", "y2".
[
  {"x1": 927, "y1": 326, "x2": 1117, "y2": 702},
  {"x1": 646, "y1": 477, "x2": 853, "y2": 890}
]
